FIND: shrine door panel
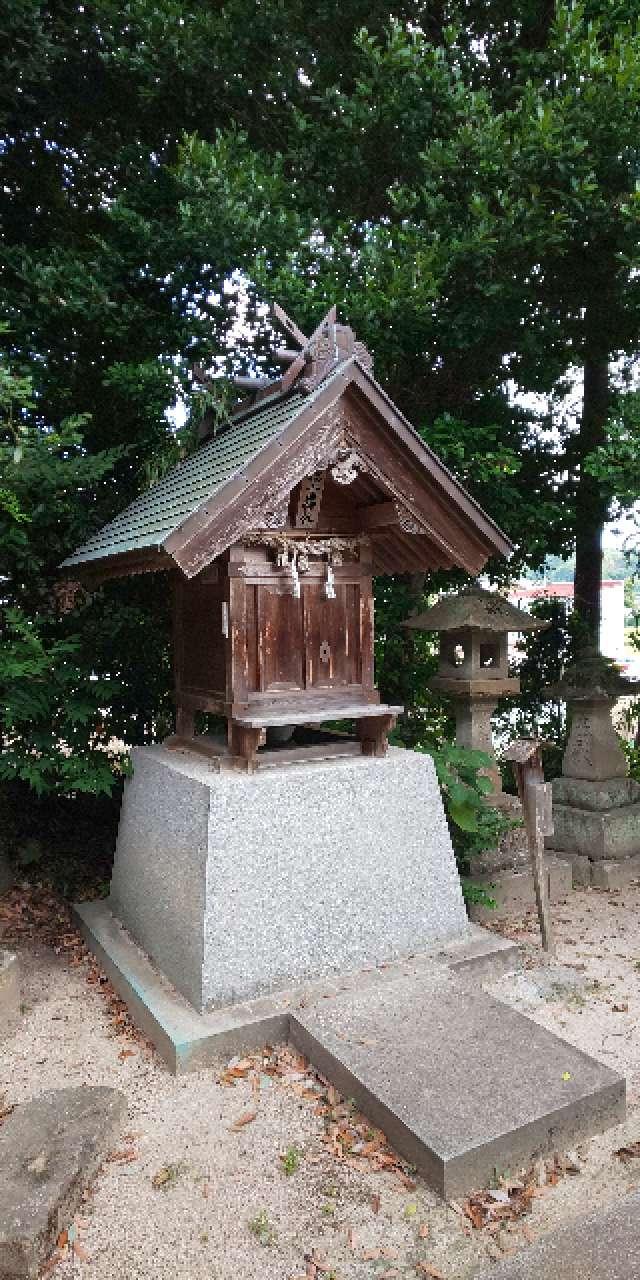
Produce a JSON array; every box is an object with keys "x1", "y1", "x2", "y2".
[
  {"x1": 256, "y1": 586, "x2": 305, "y2": 692},
  {"x1": 181, "y1": 580, "x2": 226, "y2": 693},
  {"x1": 303, "y1": 583, "x2": 362, "y2": 689}
]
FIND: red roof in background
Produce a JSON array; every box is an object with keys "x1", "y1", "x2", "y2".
[{"x1": 509, "y1": 580, "x2": 623, "y2": 600}]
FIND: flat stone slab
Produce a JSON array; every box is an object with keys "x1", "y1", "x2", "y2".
[
  {"x1": 0, "y1": 1086, "x2": 126, "y2": 1279},
  {"x1": 290, "y1": 968, "x2": 625, "y2": 1199},
  {"x1": 472, "y1": 1189, "x2": 640, "y2": 1279},
  {"x1": 74, "y1": 899, "x2": 521, "y2": 1072},
  {"x1": 0, "y1": 951, "x2": 20, "y2": 1040}
]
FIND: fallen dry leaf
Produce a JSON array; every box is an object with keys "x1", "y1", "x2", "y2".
[
  {"x1": 105, "y1": 1147, "x2": 138, "y2": 1164},
  {"x1": 304, "y1": 1252, "x2": 331, "y2": 1275},
  {"x1": 229, "y1": 1110, "x2": 257, "y2": 1132},
  {"x1": 72, "y1": 1241, "x2": 91, "y2": 1263},
  {"x1": 416, "y1": 1265, "x2": 445, "y2": 1279},
  {"x1": 616, "y1": 1141, "x2": 640, "y2": 1163},
  {"x1": 118, "y1": 1048, "x2": 136, "y2": 1061},
  {"x1": 56, "y1": 1230, "x2": 68, "y2": 1250},
  {"x1": 371, "y1": 1193, "x2": 381, "y2": 1214},
  {"x1": 419, "y1": 1224, "x2": 430, "y2": 1239},
  {"x1": 40, "y1": 1249, "x2": 64, "y2": 1278}
]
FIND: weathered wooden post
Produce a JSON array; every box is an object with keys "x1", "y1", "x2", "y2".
[{"x1": 503, "y1": 739, "x2": 555, "y2": 954}]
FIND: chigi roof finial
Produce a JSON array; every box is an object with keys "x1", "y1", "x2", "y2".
[{"x1": 193, "y1": 302, "x2": 374, "y2": 426}]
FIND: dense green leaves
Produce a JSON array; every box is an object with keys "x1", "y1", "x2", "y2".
[{"x1": 3, "y1": 0, "x2": 640, "y2": 807}]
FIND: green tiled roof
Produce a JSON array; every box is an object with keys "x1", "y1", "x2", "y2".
[{"x1": 61, "y1": 389, "x2": 308, "y2": 568}]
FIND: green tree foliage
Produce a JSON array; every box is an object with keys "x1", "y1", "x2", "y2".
[
  {"x1": 0, "y1": 351, "x2": 120, "y2": 792},
  {"x1": 3, "y1": 0, "x2": 640, "y2": 811}
]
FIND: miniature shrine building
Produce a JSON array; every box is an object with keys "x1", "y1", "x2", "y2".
[{"x1": 62, "y1": 306, "x2": 513, "y2": 769}]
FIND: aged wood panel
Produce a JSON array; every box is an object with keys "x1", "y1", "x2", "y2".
[
  {"x1": 245, "y1": 583, "x2": 259, "y2": 693},
  {"x1": 228, "y1": 576, "x2": 248, "y2": 704},
  {"x1": 257, "y1": 586, "x2": 305, "y2": 692},
  {"x1": 180, "y1": 577, "x2": 226, "y2": 695},
  {"x1": 303, "y1": 583, "x2": 361, "y2": 689}
]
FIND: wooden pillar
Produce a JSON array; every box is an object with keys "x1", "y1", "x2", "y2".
[
  {"x1": 357, "y1": 713, "x2": 396, "y2": 757},
  {"x1": 229, "y1": 722, "x2": 262, "y2": 773}
]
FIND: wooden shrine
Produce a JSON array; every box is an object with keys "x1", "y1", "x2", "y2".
[{"x1": 61, "y1": 305, "x2": 513, "y2": 770}]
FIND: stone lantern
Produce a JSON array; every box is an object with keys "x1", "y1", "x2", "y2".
[
  {"x1": 545, "y1": 651, "x2": 640, "y2": 887},
  {"x1": 405, "y1": 587, "x2": 549, "y2": 807}
]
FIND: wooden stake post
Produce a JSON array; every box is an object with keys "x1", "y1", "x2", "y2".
[{"x1": 503, "y1": 739, "x2": 555, "y2": 954}]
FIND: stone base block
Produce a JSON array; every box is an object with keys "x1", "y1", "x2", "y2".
[
  {"x1": 549, "y1": 800, "x2": 640, "y2": 860},
  {"x1": 0, "y1": 951, "x2": 20, "y2": 1040},
  {"x1": 591, "y1": 855, "x2": 640, "y2": 890},
  {"x1": 552, "y1": 851, "x2": 640, "y2": 890},
  {"x1": 562, "y1": 852, "x2": 592, "y2": 888},
  {"x1": 553, "y1": 775, "x2": 640, "y2": 812},
  {"x1": 468, "y1": 856, "x2": 572, "y2": 921},
  {"x1": 108, "y1": 745, "x2": 469, "y2": 1013}
]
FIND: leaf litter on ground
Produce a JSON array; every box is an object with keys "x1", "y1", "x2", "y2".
[
  {"x1": 462, "y1": 1151, "x2": 582, "y2": 1230},
  {"x1": 218, "y1": 1043, "x2": 418, "y2": 1189},
  {"x1": 0, "y1": 886, "x2": 153, "y2": 1054}
]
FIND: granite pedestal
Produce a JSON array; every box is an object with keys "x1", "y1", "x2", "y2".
[
  {"x1": 545, "y1": 698, "x2": 640, "y2": 886},
  {"x1": 108, "y1": 744, "x2": 469, "y2": 1013}
]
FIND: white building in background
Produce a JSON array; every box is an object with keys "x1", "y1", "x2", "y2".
[{"x1": 507, "y1": 580, "x2": 626, "y2": 662}]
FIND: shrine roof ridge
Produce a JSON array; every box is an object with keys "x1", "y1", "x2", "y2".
[{"x1": 60, "y1": 353, "x2": 514, "y2": 580}]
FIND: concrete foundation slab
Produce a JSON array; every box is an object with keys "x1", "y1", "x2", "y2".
[
  {"x1": 290, "y1": 969, "x2": 625, "y2": 1199},
  {"x1": 0, "y1": 951, "x2": 20, "y2": 1040},
  {"x1": 109, "y1": 745, "x2": 469, "y2": 1012},
  {"x1": 472, "y1": 1188, "x2": 640, "y2": 1280},
  {"x1": 74, "y1": 899, "x2": 521, "y2": 1072}
]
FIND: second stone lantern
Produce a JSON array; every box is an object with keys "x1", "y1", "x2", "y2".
[{"x1": 405, "y1": 586, "x2": 549, "y2": 808}]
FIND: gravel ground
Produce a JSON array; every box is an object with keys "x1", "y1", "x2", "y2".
[{"x1": 1, "y1": 882, "x2": 640, "y2": 1280}]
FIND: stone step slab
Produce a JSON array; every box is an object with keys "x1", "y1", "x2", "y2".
[
  {"x1": 0, "y1": 951, "x2": 20, "y2": 1041},
  {"x1": 0, "y1": 1086, "x2": 127, "y2": 1279},
  {"x1": 472, "y1": 1188, "x2": 640, "y2": 1279},
  {"x1": 290, "y1": 968, "x2": 625, "y2": 1199},
  {"x1": 74, "y1": 898, "x2": 521, "y2": 1072}
]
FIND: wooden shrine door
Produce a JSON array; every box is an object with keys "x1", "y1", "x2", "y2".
[
  {"x1": 247, "y1": 580, "x2": 363, "y2": 698},
  {"x1": 302, "y1": 583, "x2": 362, "y2": 690}
]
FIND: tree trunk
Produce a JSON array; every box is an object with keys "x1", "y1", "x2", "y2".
[{"x1": 573, "y1": 355, "x2": 610, "y2": 652}]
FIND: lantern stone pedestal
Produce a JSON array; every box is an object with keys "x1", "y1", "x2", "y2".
[
  {"x1": 405, "y1": 589, "x2": 574, "y2": 911},
  {"x1": 546, "y1": 659, "x2": 640, "y2": 888}
]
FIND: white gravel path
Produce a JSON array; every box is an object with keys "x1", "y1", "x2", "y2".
[{"x1": 2, "y1": 882, "x2": 640, "y2": 1279}]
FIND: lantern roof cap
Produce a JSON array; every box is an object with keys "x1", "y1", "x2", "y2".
[{"x1": 404, "y1": 586, "x2": 551, "y2": 634}]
